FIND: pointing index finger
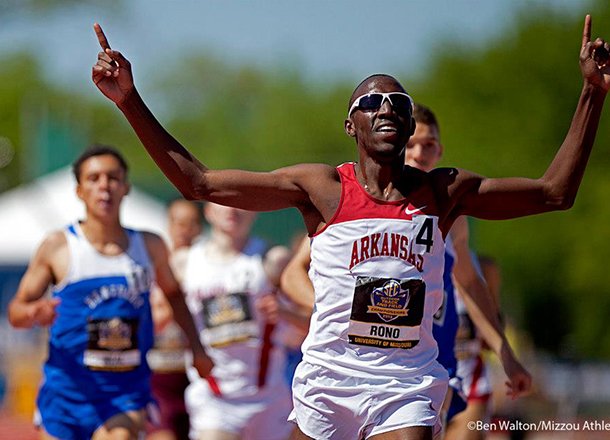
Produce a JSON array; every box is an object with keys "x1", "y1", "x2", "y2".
[
  {"x1": 582, "y1": 14, "x2": 591, "y2": 48},
  {"x1": 94, "y1": 22, "x2": 111, "y2": 51}
]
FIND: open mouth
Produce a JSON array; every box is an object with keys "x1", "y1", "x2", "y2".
[
  {"x1": 375, "y1": 123, "x2": 399, "y2": 133},
  {"x1": 97, "y1": 198, "x2": 113, "y2": 208}
]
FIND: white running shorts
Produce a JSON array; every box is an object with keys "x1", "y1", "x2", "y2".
[
  {"x1": 289, "y1": 360, "x2": 448, "y2": 439},
  {"x1": 185, "y1": 377, "x2": 293, "y2": 440},
  {"x1": 457, "y1": 355, "x2": 492, "y2": 402}
]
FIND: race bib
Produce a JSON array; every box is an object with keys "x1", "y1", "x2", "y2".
[
  {"x1": 201, "y1": 292, "x2": 259, "y2": 348},
  {"x1": 348, "y1": 277, "x2": 425, "y2": 349},
  {"x1": 84, "y1": 317, "x2": 140, "y2": 371},
  {"x1": 147, "y1": 323, "x2": 188, "y2": 372},
  {"x1": 455, "y1": 312, "x2": 481, "y2": 359},
  {"x1": 147, "y1": 348, "x2": 187, "y2": 372}
]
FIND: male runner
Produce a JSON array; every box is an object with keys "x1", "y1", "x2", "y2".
[
  {"x1": 147, "y1": 199, "x2": 203, "y2": 440},
  {"x1": 9, "y1": 146, "x2": 211, "y2": 440},
  {"x1": 182, "y1": 203, "x2": 292, "y2": 440}
]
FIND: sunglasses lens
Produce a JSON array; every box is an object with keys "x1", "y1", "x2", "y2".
[
  {"x1": 358, "y1": 94, "x2": 384, "y2": 110},
  {"x1": 350, "y1": 93, "x2": 413, "y2": 116},
  {"x1": 389, "y1": 94, "x2": 412, "y2": 115}
]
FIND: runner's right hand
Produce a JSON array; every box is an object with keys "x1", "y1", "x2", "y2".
[
  {"x1": 92, "y1": 23, "x2": 136, "y2": 105},
  {"x1": 28, "y1": 297, "x2": 61, "y2": 327}
]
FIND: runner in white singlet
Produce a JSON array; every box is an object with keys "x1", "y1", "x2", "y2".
[
  {"x1": 146, "y1": 199, "x2": 203, "y2": 440},
  {"x1": 182, "y1": 203, "x2": 292, "y2": 440}
]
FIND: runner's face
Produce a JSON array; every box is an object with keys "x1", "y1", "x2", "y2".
[
  {"x1": 347, "y1": 77, "x2": 414, "y2": 159},
  {"x1": 405, "y1": 122, "x2": 442, "y2": 172},
  {"x1": 168, "y1": 202, "x2": 202, "y2": 249},
  {"x1": 76, "y1": 154, "x2": 129, "y2": 219},
  {"x1": 204, "y1": 203, "x2": 256, "y2": 239}
]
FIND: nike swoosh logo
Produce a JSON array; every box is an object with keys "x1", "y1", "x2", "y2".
[{"x1": 405, "y1": 205, "x2": 426, "y2": 215}]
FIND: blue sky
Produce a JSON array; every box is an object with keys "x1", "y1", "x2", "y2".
[{"x1": 0, "y1": 0, "x2": 589, "y2": 93}]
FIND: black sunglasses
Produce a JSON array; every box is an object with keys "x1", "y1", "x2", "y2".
[{"x1": 348, "y1": 92, "x2": 414, "y2": 117}]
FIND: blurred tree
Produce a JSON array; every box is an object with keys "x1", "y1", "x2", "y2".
[
  {"x1": 150, "y1": 53, "x2": 354, "y2": 171},
  {"x1": 1, "y1": 0, "x2": 609, "y2": 359},
  {"x1": 0, "y1": 51, "x2": 145, "y2": 196},
  {"x1": 143, "y1": 54, "x2": 357, "y2": 243},
  {"x1": 0, "y1": 1, "x2": 122, "y2": 18},
  {"x1": 409, "y1": 0, "x2": 610, "y2": 358},
  {"x1": 0, "y1": 53, "x2": 45, "y2": 191}
]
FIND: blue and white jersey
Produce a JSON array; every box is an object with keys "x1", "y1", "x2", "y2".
[
  {"x1": 432, "y1": 235, "x2": 459, "y2": 377},
  {"x1": 43, "y1": 222, "x2": 154, "y2": 401}
]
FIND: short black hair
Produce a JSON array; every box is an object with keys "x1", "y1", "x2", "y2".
[
  {"x1": 72, "y1": 144, "x2": 129, "y2": 183},
  {"x1": 413, "y1": 103, "x2": 439, "y2": 134}
]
